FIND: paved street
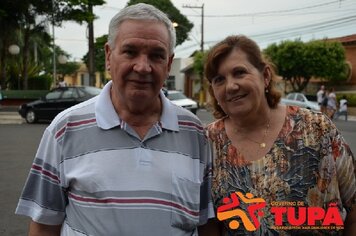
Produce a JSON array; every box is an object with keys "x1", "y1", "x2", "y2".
[{"x1": 0, "y1": 108, "x2": 355, "y2": 235}]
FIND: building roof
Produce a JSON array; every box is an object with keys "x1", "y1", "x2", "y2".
[{"x1": 327, "y1": 34, "x2": 356, "y2": 45}]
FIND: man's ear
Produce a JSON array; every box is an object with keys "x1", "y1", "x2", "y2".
[
  {"x1": 104, "y1": 43, "x2": 112, "y2": 73},
  {"x1": 167, "y1": 54, "x2": 175, "y2": 72}
]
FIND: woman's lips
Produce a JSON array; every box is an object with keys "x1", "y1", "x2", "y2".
[{"x1": 227, "y1": 94, "x2": 247, "y2": 102}]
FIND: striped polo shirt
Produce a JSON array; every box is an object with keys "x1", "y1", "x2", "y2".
[{"x1": 16, "y1": 81, "x2": 214, "y2": 236}]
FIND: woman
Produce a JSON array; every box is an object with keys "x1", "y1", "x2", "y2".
[
  {"x1": 327, "y1": 87, "x2": 337, "y2": 119},
  {"x1": 202, "y1": 35, "x2": 356, "y2": 235}
]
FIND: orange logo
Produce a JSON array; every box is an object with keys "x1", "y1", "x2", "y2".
[{"x1": 217, "y1": 192, "x2": 266, "y2": 231}]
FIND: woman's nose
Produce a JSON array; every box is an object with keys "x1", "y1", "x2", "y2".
[{"x1": 226, "y1": 77, "x2": 239, "y2": 90}]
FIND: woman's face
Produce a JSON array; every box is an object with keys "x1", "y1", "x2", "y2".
[{"x1": 211, "y1": 49, "x2": 267, "y2": 117}]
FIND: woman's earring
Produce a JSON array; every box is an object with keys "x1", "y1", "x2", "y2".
[{"x1": 265, "y1": 88, "x2": 269, "y2": 93}]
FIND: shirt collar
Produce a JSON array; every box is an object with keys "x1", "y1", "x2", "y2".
[{"x1": 95, "y1": 81, "x2": 179, "y2": 131}]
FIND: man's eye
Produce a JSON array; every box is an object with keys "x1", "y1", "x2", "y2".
[
  {"x1": 123, "y1": 50, "x2": 136, "y2": 56},
  {"x1": 151, "y1": 53, "x2": 165, "y2": 60}
]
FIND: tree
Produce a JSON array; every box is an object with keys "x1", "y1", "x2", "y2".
[
  {"x1": 263, "y1": 39, "x2": 348, "y2": 92},
  {"x1": 57, "y1": 61, "x2": 80, "y2": 82},
  {"x1": 126, "y1": 0, "x2": 193, "y2": 46},
  {"x1": 82, "y1": 35, "x2": 107, "y2": 85},
  {"x1": 54, "y1": 0, "x2": 106, "y2": 86},
  {"x1": 0, "y1": 0, "x2": 106, "y2": 90}
]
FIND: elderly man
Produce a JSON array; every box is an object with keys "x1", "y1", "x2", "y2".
[{"x1": 16, "y1": 3, "x2": 213, "y2": 236}]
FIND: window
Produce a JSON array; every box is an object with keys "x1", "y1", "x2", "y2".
[{"x1": 166, "y1": 75, "x2": 175, "y2": 90}]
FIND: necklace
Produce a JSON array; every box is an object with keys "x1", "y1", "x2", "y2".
[{"x1": 233, "y1": 115, "x2": 271, "y2": 149}]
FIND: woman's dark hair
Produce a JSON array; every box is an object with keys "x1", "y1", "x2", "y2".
[{"x1": 204, "y1": 35, "x2": 282, "y2": 119}]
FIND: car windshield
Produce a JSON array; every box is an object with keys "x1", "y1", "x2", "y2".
[
  {"x1": 168, "y1": 92, "x2": 187, "y2": 100},
  {"x1": 45, "y1": 90, "x2": 62, "y2": 100},
  {"x1": 82, "y1": 86, "x2": 102, "y2": 95}
]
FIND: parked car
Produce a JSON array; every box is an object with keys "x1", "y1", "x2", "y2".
[
  {"x1": 280, "y1": 92, "x2": 320, "y2": 112},
  {"x1": 18, "y1": 86, "x2": 102, "y2": 123},
  {"x1": 167, "y1": 90, "x2": 198, "y2": 114}
]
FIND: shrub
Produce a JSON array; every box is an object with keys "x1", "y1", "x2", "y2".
[{"x1": 336, "y1": 93, "x2": 356, "y2": 107}]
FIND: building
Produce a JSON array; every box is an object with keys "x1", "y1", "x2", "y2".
[
  {"x1": 62, "y1": 63, "x2": 105, "y2": 88},
  {"x1": 327, "y1": 34, "x2": 356, "y2": 88}
]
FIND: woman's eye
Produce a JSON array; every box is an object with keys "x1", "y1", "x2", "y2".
[
  {"x1": 233, "y1": 69, "x2": 246, "y2": 77},
  {"x1": 212, "y1": 75, "x2": 225, "y2": 84}
]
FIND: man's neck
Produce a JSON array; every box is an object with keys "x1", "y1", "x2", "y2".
[{"x1": 112, "y1": 95, "x2": 162, "y2": 139}]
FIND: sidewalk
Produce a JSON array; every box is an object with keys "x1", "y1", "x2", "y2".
[{"x1": 0, "y1": 106, "x2": 24, "y2": 124}]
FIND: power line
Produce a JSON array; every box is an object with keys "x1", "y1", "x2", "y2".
[
  {"x1": 175, "y1": 13, "x2": 356, "y2": 55},
  {"x1": 183, "y1": 0, "x2": 354, "y2": 18}
]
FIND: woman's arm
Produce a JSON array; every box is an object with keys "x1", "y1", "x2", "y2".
[
  {"x1": 344, "y1": 205, "x2": 356, "y2": 235},
  {"x1": 198, "y1": 218, "x2": 222, "y2": 236}
]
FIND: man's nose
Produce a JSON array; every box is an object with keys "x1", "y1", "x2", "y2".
[{"x1": 133, "y1": 55, "x2": 152, "y2": 74}]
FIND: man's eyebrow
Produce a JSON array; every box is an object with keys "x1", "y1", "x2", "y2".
[
  {"x1": 151, "y1": 47, "x2": 166, "y2": 53},
  {"x1": 121, "y1": 44, "x2": 136, "y2": 50}
]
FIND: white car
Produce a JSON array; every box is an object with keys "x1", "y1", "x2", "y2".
[
  {"x1": 167, "y1": 90, "x2": 198, "y2": 114},
  {"x1": 280, "y1": 92, "x2": 320, "y2": 112}
]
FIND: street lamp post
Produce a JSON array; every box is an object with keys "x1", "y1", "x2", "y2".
[{"x1": 8, "y1": 44, "x2": 21, "y2": 89}]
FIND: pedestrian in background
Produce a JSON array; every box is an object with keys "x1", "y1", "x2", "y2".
[
  {"x1": 327, "y1": 87, "x2": 337, "y2": 119},
  {"x1": 15, "y1": 3, "x2": 213, "y2": 235},
  {"x1": 335, "y1": 95, "x2": 348, "y2": 121},
  {"x1": 320, "y1": 88, "x2": 329, "y2": 114},
  {"x1": 316, "y1": 84, "x2": 325, "y2": 106}
]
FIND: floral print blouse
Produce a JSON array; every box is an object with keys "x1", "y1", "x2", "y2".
[{"x1": 206, "y1": 106, "x2": 356, "y2": 236}]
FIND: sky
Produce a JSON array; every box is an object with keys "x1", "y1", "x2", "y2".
[{"x1": 53, "y1": 0, "x2": 356, "y2": 61}]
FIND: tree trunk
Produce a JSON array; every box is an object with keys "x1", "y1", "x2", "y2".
[
  {"x1": 88, "y1": 4, "x2": 96, "y2": 87},
  {"x1": 22, "y1": 27, "x2": 30, "y2": 90},
  {"x1": 0, "y1": 38, "x2": 10, "y2": 89}
]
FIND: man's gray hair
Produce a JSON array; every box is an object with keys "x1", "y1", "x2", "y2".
[{"x1": 108, "y1": 3, "x2": 176, "y2": 55}]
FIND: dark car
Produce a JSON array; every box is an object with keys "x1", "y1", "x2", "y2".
[{"x1": 19, "y1": 86, "x2": 102, "y2": 123}]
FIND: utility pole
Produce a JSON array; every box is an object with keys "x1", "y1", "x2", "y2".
[
  {"x1": 183, "y1": 4, "x2": 204, "y2": 52},
  {"x1": 52, "y1": 0, "x2": 57, "y2": 88},
  {"x1": 183, "y1": 4, "x2": 205, "y2": 107}
]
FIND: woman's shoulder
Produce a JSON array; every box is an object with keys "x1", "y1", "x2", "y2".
[
  {"x1": 286, "y1": 105, "x2": 334, "y2": 129},
  {"x1": 206, "y1": 117, "x2": 225, "y2": 131},
  {"x1": 205, "y1": 117, "x2": 227, "y2": 141}
]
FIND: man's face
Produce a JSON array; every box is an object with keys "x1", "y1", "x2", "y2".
[{"x1": 105, "y1": 20, "x2": 174, "y2": 112}]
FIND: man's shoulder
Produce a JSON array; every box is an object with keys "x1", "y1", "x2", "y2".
[{"x1": 49, "y1": 97, "x2": 97, "y2": 127}]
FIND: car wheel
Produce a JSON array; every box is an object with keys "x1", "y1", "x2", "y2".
[{"x1": 25, "y1": 110, "x2": 37, "y2": 124}]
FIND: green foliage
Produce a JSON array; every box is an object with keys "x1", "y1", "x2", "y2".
[
  {"x1": 82, "y1": 35, "x2": 107, "y2": 74},
  {"x1": 57, "y1": 61, "x2": 80, "y2": 80},
  {"x1": 304, "y1": 40, "x2": 347, "y2": 82},
  {"x1": 59, "y1": 0, "x2": 106, "y2": 24},
  {"x1": 193, "y1": 51, "x2": 207, "y2": 76},
  {"x1": 1, "y1": 89, "x2": 49, "y2": 99},
  {"x1": 0, "y1": 0, "x2": 106, "y2": 90},
  {"x1": 263, "y1": 39, "x2": 347, "y2": 92},
  {"x1": 6, "y1": 57, "x2": 44, "y2": 90},
  {"x1": 28, "y1": 74, "x2": 53, "y2": 90},
  {"x1": 336, "y1": 93, "x2": 356, "y2": 107},
  {"x1": 126, "y1": 0, "x2": 193, "y2": 46}
]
